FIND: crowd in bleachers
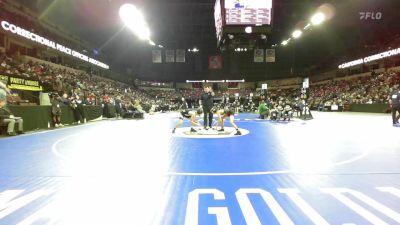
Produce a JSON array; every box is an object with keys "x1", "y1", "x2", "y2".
[
  {"x1": 144, "y1": 87, "x2": 254, "y2": 100},
  {"x1": 308, "y1": 71, "x2": 400, "y2": 110},
  {"x1": 0, "y1": 52, "x2": 162, "y2": 114},
  {"x1": 2, "y1": 47, "x2": 400, "y2": 122},
  {"x1": 3, "y1": 46, "x2": 400, "y2": 112}
]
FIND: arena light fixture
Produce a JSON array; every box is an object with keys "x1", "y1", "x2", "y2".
[
  {"x1": 281, "y1": 40, "x2": 288, "y2": 46},
  {"x1": 188, "y1": 48, "x2": 199, "y2": 52},
  {"x1": 158, "y1": 45, "x2": 164, "y2": 48},
  {"x1": 149, "y1": 40, "x2": 156, "y2": 46},
  {"x1": 311, "y1": 12, "x2": 326, "y2": 25},
  {"x1": 119, "y1": 3, "x2": 151, "y2": 40},
  {"x1": 245, "y1": 26, "x2": 253, "y2": 34},
  {"x1": 292, "y1": 30, "x2": 302, "y2": 39}
]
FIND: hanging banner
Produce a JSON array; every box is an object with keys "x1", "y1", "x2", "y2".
[
  {"x1": 209, "y1": 55, "x2": 223, "y2": 69},
  {"x1": 1, "y1": 74, "x2": 43, "y2": 91},
  {"x1": 176, "y1": 49, "x2": 186, "y2": 63},
  {"x1": 152, "y1": 50, "x2": 162, "y2": 63},
  {"x1": 254, "y1": 49, "x2": 264, "y2": 63},
  {"x1": 166, "y1": 50, "x2": 175, "y2": 63},
  {"x1": 266, "y1": 49, "x2": 276, "y2": 62}
]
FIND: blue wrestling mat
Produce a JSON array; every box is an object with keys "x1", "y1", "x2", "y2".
[{"x1": 0, "y1": 112, "x2": 399, "y2": 225}]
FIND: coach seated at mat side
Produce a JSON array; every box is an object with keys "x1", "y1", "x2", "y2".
[
  {"x1": 121, "y1": 100, "x2": 144, "y2": 119},
  {"x1": 0, "y1": 89, "x2": 25, "y2": 136}
]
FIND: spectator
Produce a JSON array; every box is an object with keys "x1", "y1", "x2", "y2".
[
  {"x1": 258, "y1": 100, "x2": 269, "y2": 119},
  {"x1": 70, "y1": 94, "x2": 85, "y2": 124},
  {"x1": 0, "y1": 89, "x2": 24, "y2": 136},
  {"x1": 389, "y1": 85, "x2": 400, "y2": 124},
  {"x1": 114, "y1": 96, "x2": 123, "y2": 118},
  {"x1": 50, "y1": 93, "x2": 64, "y2": 128}
]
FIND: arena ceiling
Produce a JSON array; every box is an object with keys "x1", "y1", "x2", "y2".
[{"x1": 11, "y1": 0, "x2": 400, "y2": 81}]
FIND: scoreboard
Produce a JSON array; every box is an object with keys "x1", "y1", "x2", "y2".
[
  {"x1": 225, "y1": 0, "x2": 272, "y2": 25},
  {"x1": 214, "y1": 0, "x2": 273, "y2": 47}
]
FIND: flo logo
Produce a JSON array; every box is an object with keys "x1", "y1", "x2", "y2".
[{"x1": 359, "y1": 12, "x2": 382, "y2": 20}]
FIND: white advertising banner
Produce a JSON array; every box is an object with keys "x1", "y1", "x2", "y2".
[
  {"x1": 166, "y1": 50, "x2": 175, "y2": 63},
  {"x1": 152, "y1": 50, "x2": 162, "y2": 63},
  {"x1": 176, "y1": 49, "x2": 185, "y2": 63},
  {"x1": 265, "y1": 49, "x2": 275, "y2": 62},
  {"x1": 254, "y1": 49, "x2": 264, "y2": 63}
]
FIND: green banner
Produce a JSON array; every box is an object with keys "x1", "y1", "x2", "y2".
[
  {"x1": 0, "y1": 74, "x2": 43, "y2": 91},
  {"x1": 8, "y1": 105, "x2": 103, "y2": 131},
  {"x1": 349, "y1": 104, "x2": 389, "y2": 113}
]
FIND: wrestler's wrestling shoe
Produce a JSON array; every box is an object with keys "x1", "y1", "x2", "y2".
[
  {"x1": 234, "y1": 130, "x2": 241, "y2": 135},
  {"x1": 190, "y1": 128, "x2": 197, "y2": 132}
]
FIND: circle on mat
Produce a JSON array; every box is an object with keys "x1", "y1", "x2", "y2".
[{"x1": 173, "y1": 127, "x2": 249, "y2": 138}]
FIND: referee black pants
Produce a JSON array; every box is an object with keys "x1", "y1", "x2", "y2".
[{"x1": 203, "y1": 107, "x2": 213, "y2": 128}]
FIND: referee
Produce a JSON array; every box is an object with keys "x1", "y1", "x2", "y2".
[
  {"x1": 199, "y1": 85, "x2": 215, "y2": 129},
  {"x1": 390, "y1": 85, "x2": 400, "y2": 125}
]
